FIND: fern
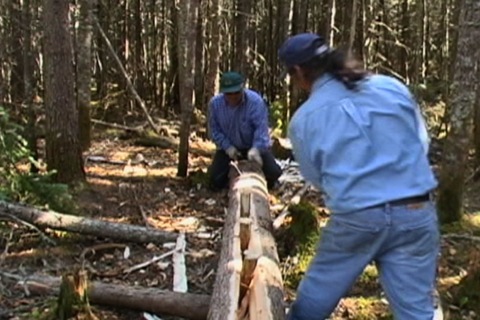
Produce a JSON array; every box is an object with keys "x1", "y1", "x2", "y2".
[{"x1": 0, "y1": 107, "x2": 74, "y2": 212}]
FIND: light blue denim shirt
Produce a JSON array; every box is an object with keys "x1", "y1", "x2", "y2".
[{"x1": 288, "y1": 74, "x2": 438, "y2": 213}]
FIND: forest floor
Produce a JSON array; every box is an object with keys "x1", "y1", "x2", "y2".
[{"x1": 1, "y1": 128, "x2": 480, "y2": 320}]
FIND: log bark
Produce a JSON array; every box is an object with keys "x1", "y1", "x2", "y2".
[
  {"x1": 20, "y1": 274, "x2": 210, "y2": 320},
  {"x1": 0, "y1": 201, "x2": 177, "y2": 244},
  {"x1": 208, "y1": 161, "x2": 285, "y2": 320},
  {"x1": 207, "y1": 177, "x2": 243, "y2": 320}
]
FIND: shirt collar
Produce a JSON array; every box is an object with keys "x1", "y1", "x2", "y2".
[
  {"x1": 223, "y1": 90, "x2": 247, "y2": 107},
  {"x1": 312, "y1": 73, "x2": 335, "y2": 92}
]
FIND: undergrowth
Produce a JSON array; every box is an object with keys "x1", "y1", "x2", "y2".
[{"x1": 0, "y1": 106, "x2": 74, "y2": 212}]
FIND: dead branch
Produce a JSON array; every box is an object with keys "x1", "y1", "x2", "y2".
[
  {"x1": 123, "y1": 247, "x2": 178, "y2": 274},
  {"x1": 91, "y1": 119, "x2": 144, "y2": 133},
  {"x1": 1, "y1": 212, "x2": 56, "y2": 245},
  {"x1": 443, "y1": 233, "x2": 480, "y2": 242},
  {"x1": 93, "y1": 17, "x2": 158, "y2": 133}
]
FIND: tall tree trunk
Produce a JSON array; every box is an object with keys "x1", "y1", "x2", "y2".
[
  {"x1": 233, "y1": 0, "x2": 250, "y2": 75},
  {"x1": 22, "y1": 0, "x2": 38, "y2": 169},
  {"x1": 9, "y1": 0, "x2": 23, "y2": 104},
  {"x1": 166, "y1": 0, "x2": 180, "y2": 115},
  {"x1": 437, "y1": 0, "x2": 480, "y2": 224},
  {"x1": 77, "y1": 0, "x2": 94, "y2": 151},
  {"x1": 474, "y1": 73, "x2": 480, "y2": 168},
  {"x1": 43, "y1": 0, "x2": 85, "y2": 184},
  {"x1": 421, "y1": 0, "x2": 429, "y2": 84},
  {"x1": 325, "y1": 0, "x2": 336, "y2": 46},
  {"x1": 0, "y1": 0, "x2": 5, "y2": 103},
  {"x1": 177, "y1": 0, "x2": 199, "y2": 177},
  {"x1": 204, "y1": 0, "x2": 221, "y2": 136},
  {"x1": 400, "y1": 0, "x2": 409, "y2": 82},
  {"x1": 194, "y1": 0, "x2": 205, "y2": 112},
  {"x1": 348, "y1": 0, "x2": 358, "y2": 52}
]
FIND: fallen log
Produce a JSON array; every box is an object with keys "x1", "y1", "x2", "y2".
[
  {"x1": 272, "y1": 183, "x2": 310, "y2": 230},
  {"x1": 207, "y1": 161, "x2": 285, "y2": 320},
  {"x1": 133, "y1": 135, "x2": 214, "y2": 157},
  {"x1": 0, "y1": 201, "x2": 177, "y2": 244},
  {"x1": 18, "y1": 274, "x2": 210, "y2": 320}
]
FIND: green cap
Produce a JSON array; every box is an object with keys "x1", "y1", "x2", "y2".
[{"x1": 220, "y1": 71, "x2": 244, "y2": 93}]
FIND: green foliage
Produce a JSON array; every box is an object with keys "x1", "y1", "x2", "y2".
[
  {"x1": 0, "y1": 107, "x2": 74, "y2": 212},
  {"x1": 269, "y1": 100, "x2": 288, "y2": 137},
  {"x1": 282, "y1": 201, "x2": 321, "y2": 288}
]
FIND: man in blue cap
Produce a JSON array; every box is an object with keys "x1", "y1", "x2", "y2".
[
  {"x1": 279, "y1": 33, "x2": 440, "y2": 320},
  {"x1": 207, "y1": 71, "x2": 282, "y2": 190}
]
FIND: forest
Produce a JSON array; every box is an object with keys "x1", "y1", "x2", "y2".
[{"x1": 1, "y1": 0, "x2": 480, "y2": 319}]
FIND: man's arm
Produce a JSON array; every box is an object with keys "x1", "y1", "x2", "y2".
[
  {"x1": 250, "y1": 99, "x2": 270, "y2": 150},
  {"x1": 414, "y1": 106, "x2": 430, "y2": 155},
  {"x1": 208, "y1": 101, "x2": 232, "y2": 150}
]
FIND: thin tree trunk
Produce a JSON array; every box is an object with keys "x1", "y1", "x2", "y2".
[
  {"x1": 233, "y1": 0, "x2": 250, "y2": 75},
  {"x1": 400, "y1": 0, "x2": 409, "y2": 82},
  {"x1": 77, "y1": 0, "x2": 94, "y2": 151},
  {"x1": 437, "y1": 0, "x2": 480, "y2": 224},
  {"x1": 325, "y1": 0, "x2": 336, "y2": 46},
  {"x1": 22, "y1": 0, "x2": 38, "y2": 168},
  {"x1": 348, "y1": 0, "x2": 358, "y2": 52},
  {"x1": 177, "y1": 0, "x2": 199, "y2": 177},
  {"x1": 474, "y1": 78, "x2": 480, "y2": 168},
  {"x1": 194, "y1": 0, "x2": 205, "y2": 112}
]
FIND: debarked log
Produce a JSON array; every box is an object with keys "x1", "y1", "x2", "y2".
[
  {"x1": 19, "y1": 274, "x2": 210, "y2": 320},
  {"x1": 0, "y1": 201, "x2": 177, "y2": 244},
  {"x1": 207, "y1": 160, "x2": 285, "y2": 320}
]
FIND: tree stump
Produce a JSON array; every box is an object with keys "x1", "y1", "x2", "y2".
[
  {"x1": 55, "y1": 269, "x2": 98, "y2": 320},
  {"x1": 208, "y1": 160, "x2": 285, "y2": 320}
]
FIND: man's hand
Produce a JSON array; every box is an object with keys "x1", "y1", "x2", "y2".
[
  {"x1": 226, "y1": 146, "x2": 241, "y2": 160},
  {"x1": 247, "y1": 148, "x2": 263, "y2": 166}
]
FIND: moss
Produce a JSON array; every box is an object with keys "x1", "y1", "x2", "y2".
[
  {"x1": 449, "y1": 250, "x2": 480, "y2": 314},
  {"x1": 282, "y1": 200, "x2": 321, "y2": 288},
  {"x1": 187, "y1": 169, "x2": 210, "y2": 188},
  {"x1": 343, "y1": 297, "x2": 393, "y2": 320}
]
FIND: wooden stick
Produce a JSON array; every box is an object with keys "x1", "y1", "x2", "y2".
[
  {"x1": 173, "y1": 232, "x2": 188, "y2": 292},
  {"x1": 123, "y1": 248, "x2": 178, "y2": 274}
]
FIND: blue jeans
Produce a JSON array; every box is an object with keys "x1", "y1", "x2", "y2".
[{"x1": 287, "y1": 201, "x2": 440, "y2": 320}]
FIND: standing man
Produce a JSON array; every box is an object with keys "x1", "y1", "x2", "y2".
[
  {"x1": 207, "y1": 71, "x2": 282, "y2": 190},
  {"x1": 279, "y1": 33, "x2": 440, "y2": 320}
]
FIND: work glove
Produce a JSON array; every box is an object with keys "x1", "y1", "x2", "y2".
[
  {"x1": 226, "y1": 146, "x2": 241, "y2": 160},
  {"x1": 247, "y1": 147, "x2": 263, "y2": 166}
]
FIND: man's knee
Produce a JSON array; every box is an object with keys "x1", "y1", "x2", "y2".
[{"x1": 261, "y1": 151, "x2": 282, "y2": 180}]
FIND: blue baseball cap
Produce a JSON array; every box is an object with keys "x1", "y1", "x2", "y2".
[{"x1": 278, "y1": 33, "x2": 330, "y2": 69}]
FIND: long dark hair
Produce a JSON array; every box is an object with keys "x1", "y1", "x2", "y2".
[{"x1": 290, "y1": 49, "x2": 369, "y2": 90}]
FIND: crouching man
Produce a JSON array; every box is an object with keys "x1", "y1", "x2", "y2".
[{"x1": 207, "y1": 71, "x2": 282, "y2": 190}]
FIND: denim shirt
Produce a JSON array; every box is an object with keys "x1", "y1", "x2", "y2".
[
  {"x1": 209, "y1": 89, "x2": 270, "y2": 151},
  {"x1": 288, "y1": 74, "x2": 438, "y2": 213}
]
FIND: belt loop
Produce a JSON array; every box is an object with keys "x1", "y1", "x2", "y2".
[{"x1": 385, "y1": 202, "x2": 391, "y2": 213}]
